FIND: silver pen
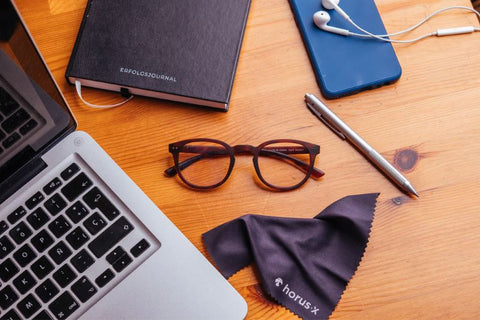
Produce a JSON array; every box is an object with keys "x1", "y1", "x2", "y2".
[{"x1": 305, "y1": 93, "x2": 418, "y2": 197}]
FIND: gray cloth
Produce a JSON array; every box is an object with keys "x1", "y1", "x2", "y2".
[{"x1": 203, "y1": 193, "x2": 379, "y2": 320}]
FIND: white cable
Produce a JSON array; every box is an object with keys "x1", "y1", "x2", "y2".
[
  {"x1": 75, "y1": 80, "x2": 133, "y2": 109},
  {"x1": 358, "y1": 6, "x2": 480, "y2": 38},
  {"x1": 346, "y1": 5, "x2": 480, "y2": 43},
  {"x1": 349, "y1": 29, "x2": 436, "y2": 43}
]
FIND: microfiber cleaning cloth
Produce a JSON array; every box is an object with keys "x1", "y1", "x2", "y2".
[{"x1": 202, "y1": 193, "x2": 379, "y2": 320}]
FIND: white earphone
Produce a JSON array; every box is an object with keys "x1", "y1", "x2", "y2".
[
  {"x1": 313, "y1": 11, "x2": 349, "y2": 36},
  {"x1": 314, "y1": 0, "x2": 480, "y2": 43}
]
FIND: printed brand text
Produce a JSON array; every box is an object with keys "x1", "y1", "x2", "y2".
[
  {"x1": 119, "y1": 67, "x2": 177, "y2": 82},
  {"x1": 275, "y1": 278, "x2": 319, "y2": 316}
]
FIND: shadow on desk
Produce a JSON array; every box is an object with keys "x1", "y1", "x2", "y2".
[{"x1": 473, "y1": 0, "x2": 480, "y2": 12}]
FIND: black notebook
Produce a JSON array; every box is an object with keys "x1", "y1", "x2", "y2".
[{"x1": 66, "y1": 0, "x2": 251, "y2": 110}]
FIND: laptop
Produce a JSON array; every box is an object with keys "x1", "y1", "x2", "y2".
[{"x1": 0, "y1": 1, "x2": 247, "y2": 319}]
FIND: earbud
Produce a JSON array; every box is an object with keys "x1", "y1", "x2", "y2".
[
  {"x1": 321, "y1": 0, "x2": 337, "y2": 10},
  {"x1": 321, "y1": 0, "x2": 350, "y2": 20},
  {"x1": 313, "y1": 11, "x2": 349, "y2": 36}
]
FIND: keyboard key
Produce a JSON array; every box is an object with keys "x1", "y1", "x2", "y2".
[
  {"x1": 48, "y1": 291, "x2": 79, "y2": 320},
  {"x1": 48, "y1": 216, "x2": 72, "y2": 238},
  {"x1": 0, "y1": 285, "x2": 18, "y2": 310},
  {"x1": 0, "y1": 101, "x2": 19, "y2": 118},
  {"x1": 0, "y1": 88, "x2": 19, "y2": 116},
  {"x1": 17, "y1": 294, "x2": 41, "y2": 319},
  {"x1": 44, "y1": 194, "x2": 67, "y2": 216},
  {"x1": 35, "y1": 279, "x2": 59, "y2": 303},
  {"x1": 106, "y1": 246, "x2": 126, "y2": 264},
  {"x1": 112, "y1": 253, "x2": 132, "y2": 272},
  {"x1": 0, "y1": 309, "x2": 21, "y2": 320},
  {"x1": 7, "y1": 206, "x2": 27, "y2": 224},
  {"x1": 9, "y1": 221, "x2": 33, "y2": 244},
  {"x1": 130, "y1": 239, "x2": 151, "y2": 258},
  {"x1": 13, "y1": 243, "x2": 37, "y2": 267},
  {"x1": 71, "y1": 249, "x2": 95, "y2": 273},
  {"x1": 26, "y1": 192, "x2": 45, "y2": 210},
  {"x1": 32, "y1": 310, "x2": 54, "y2": 320},
  {"x1": 43, "y1": 178, "x2": 62, "y2": 196},
  {"x1": 13, "y1": 270, "x2": 37, "y2": 294},
  {"x1": 83, "y1": 212, "x2": 106, "y2": 235},
  {"x1": 0, "y1": 86, "x2": 11, "y2": 97},
  {"x1": 27, "y1": 207, "x2": 50, "y2": 230},
  {"x1": 31, "y1": 229, "x2": 55, "y2": 253},
  {"x1": 19, "y1": 118, "x2": 38, "y2": 136},
  {"x1": 65, "y1": 201, "x2": 89, "y2": 223},
  {"x1": 61, "y1": 172, "x2": 92, "y2": 202},
  {"x1": 88, "y1": 216, "x2": 134, "y2": 258},
  {"x1": 66, "y1": 227, "x2": 89, "y2": 250},
  {"x1": 60, "y1": 163, "x2": 80, "y2": 181},
  {"x1": 95, "y1": 269, "x2": 115, "y2": 288},
  {"x1": 71, "y1": 276, "x2": 97, "y2": 303},
  {"x1": 31, "y1": 256, "x2": 55, "y2": 280},
  {"x1": 1, "y1": 108, "x2": 29, "y2": 133},
  {"x1": 53, "y1": 264, "x2": 77, "y2": 288},
  {"x1": 83, "y1": 187, "x2": 120, "y2": 221},
  {"x1": 48, "y1": 241, "x2": 72, "y2": 265},
  {"x1": 0, "y1": 220, "x2": 8, "y2": 235},
  {"x1": 2, "y1": 132, "x2": 20, "y2": 149},
  {"x1": 0, "y1": 258, "x2": 19, "y2": 282},
  {"x1": 0, "y1": 235, "x2": 15, "y2": 259}
]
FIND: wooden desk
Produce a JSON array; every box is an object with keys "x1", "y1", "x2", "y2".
[{"x1": 14, "y1": 0, "x2": 480, "y2": 318}]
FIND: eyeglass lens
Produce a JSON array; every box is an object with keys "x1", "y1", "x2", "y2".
[
  {"x1": 178, "y1": 140, "x2": 231, "y2": 188},
  {"x1": 256, "y1": 141, "x2": 311, "y2": 189}
]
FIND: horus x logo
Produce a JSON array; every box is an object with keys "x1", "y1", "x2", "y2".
[
  {"x1": 275, "y1": 278, "x2": 283, "y2": 287},
  {"x1": 274, "y1": 278, "x2": 319, "y2": 316}
]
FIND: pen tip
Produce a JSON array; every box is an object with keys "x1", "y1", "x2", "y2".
[
  {"x1": 409, "y1": 185, "x2": 419, "y2": 197},
  {"x1": 403, "y1": 181, "x2": 419, "y2": 197}
]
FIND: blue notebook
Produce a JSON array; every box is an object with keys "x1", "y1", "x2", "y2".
[{"x1": 289, "y1": 0, "x2": 402, "y2": 98}]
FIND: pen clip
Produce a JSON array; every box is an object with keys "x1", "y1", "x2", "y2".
[{"x1": 306, "y1": 102, "x2": 346, "y2": 140}]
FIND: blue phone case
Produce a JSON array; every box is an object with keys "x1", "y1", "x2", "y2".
[{"x1": 289, "y1": 0, "x2": 402, "y2": 99}]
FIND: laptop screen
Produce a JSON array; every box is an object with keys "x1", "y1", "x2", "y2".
[{"x1": 0, "y1": 0, "x2": 76, "y2": 203}]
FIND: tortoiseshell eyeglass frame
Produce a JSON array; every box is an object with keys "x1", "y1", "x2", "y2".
[{"x1": 165, "y1": 138, "x2": 325, "y2": 191}]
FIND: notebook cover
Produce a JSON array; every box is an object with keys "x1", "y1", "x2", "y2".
[{"x1": 65, "y1": 0, "x2": 251, "y2": 110}]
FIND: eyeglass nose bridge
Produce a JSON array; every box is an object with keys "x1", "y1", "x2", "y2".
[{"x1": 233, "y1": 144, "x2": 257, "y2": 155}]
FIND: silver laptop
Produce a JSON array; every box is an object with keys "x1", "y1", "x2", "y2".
[{"x1": 0, "y1": 2, "x2": 247, "y2": 319}]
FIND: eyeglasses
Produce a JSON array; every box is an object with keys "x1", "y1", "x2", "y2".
[{"x1": 164, "y1": 138, "x2": 324, "y2": 191}]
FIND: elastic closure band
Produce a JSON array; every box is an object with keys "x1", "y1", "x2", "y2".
[{"x1": 75, "y1": 80, "x2": 133, "y2": 109}]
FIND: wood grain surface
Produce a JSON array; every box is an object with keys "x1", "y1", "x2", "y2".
[{"x1": 13, "y1": 0, "x2": 480, "y2": 319}]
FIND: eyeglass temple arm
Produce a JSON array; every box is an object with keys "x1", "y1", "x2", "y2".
[
  {"x1": 164, "y1": 154, "x2": 203, "y2": 177},
  {"x1": 164, "y1": 146, "x2": 229, "y2": 177},
  {"x1": 258, "y1": 149, "x2": 324, "y2": 178},
  {"x1": 164, "y1": 146, "x2": 324, "y2": 178}
]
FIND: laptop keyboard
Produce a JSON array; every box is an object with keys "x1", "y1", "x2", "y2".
[
  {"x1": 0, "y1": 86, "x2": 38, "y2": 155},
  {"x1": 0, "y1": 162, "x2": 159, "y2": 320}
]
